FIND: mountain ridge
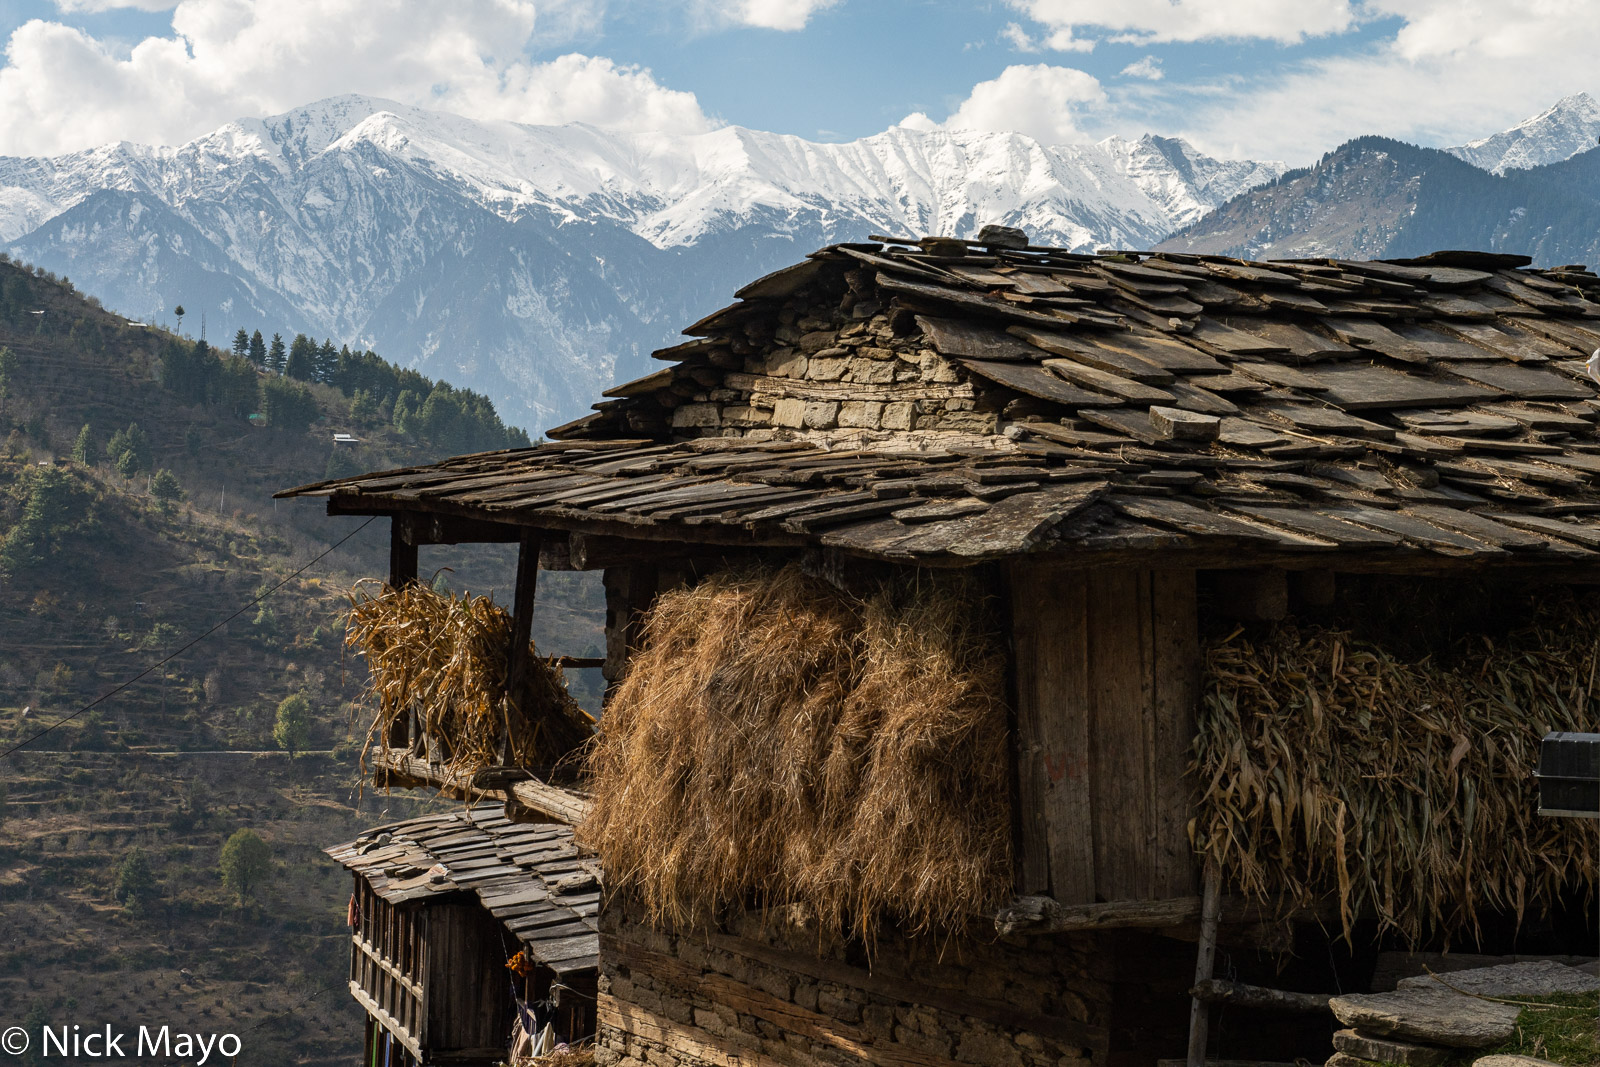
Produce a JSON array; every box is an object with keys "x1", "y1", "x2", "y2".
[{"x1": 0, "y1": 95, "x2": 1287, "y2": 430}]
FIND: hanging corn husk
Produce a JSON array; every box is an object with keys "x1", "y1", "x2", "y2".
[
  {"x1": 344, "y1": 580, "x2": 596, "y2": 788},
  {"x1": 1195, "y1": 589, "x2": 1599, "y2": 946}
]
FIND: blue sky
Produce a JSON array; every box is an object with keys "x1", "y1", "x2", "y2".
[{"x1": 0, "y1": 0, "x2": 1592, "y2": 162}]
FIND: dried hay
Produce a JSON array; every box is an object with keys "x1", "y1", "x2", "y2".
[
  {"x1": 345, "y1": 580, "x2": 595, "y2": 784},
  {"x1": 1196, "y1": 589, "x2": 1599, "y2": 946},
  {"x1": 579, "y1": 563, "x2": 1010, "y2": 942}
]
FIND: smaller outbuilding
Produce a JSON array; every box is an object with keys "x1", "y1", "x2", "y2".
[{"x1": 327, "y1": 808, "x2": 600, "y2": 1067}]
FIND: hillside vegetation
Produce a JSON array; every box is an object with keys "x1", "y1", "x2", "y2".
[{"x1": 0, "y1": 257, "x2": 601, "y2": 1065}]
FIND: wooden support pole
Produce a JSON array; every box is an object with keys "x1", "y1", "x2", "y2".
[
  {"x1": 1186, "y1": 859, "x2": 1223, "y2": 1067},
  {"x1": 388, "y1": 518, "x2": 419, "y2": 589},
  {"x1": 503, "y1": 530, "x2": 540, "y2": 765}
]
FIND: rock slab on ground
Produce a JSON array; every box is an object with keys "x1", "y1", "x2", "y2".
[
  {"x1": 1329, "y1": 987, "x2": 1520, "y2": 1048},
  {"x1": 1472, "y1": 1057, "x2": 1564, "y2": 1067},
  {"x1": 1333, "y1": 1028, "x2": 1452, "y2": 1065},
  {"x1": 1397, "y1": 960, "x2": 1600, "y2": 997}
]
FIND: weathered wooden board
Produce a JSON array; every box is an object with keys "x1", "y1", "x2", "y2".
[
  {"x1": 1296, "y1": 363, "x2": 1497, "y2": 410},
  {"x1": 917, "y1": 315, "x2": 1039, "y2": 361},
  {"x1": 1440, "y1": 360, "x2": 1592, "y2": 399}
]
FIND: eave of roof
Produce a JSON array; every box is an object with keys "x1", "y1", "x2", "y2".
[{"x1": 282, "y1": 239, "x2": 1600, "y2": 568}]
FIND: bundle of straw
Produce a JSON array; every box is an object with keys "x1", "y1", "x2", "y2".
[
  {"x1": 1195, "y1": 590, "x2": 1599, "y2": 946},
  {"x1": 345, "y1": 580, "x2": 595, "y2": 784},
  {"x1": 580, "y1": 564, "x2": 1010, "y2": 942}
]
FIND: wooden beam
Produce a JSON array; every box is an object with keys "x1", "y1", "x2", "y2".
[
  {"x1": 396, "y1": 512, "x2": 522, "y2": 545},
  {"x1": 503, "y1": 531, "x2": 541, "y2": 763},
  {"x1": 388, "y1": 519, "x2": 419, "y2": 588},
  {"x1": 1188, "y1": 979, "x2": 1332, "y2": 1015},
  {"x1": 1211, "y1": 569, "x2": 1288, "y2": 621},
  {"x1": 994, "y1": 890, "x2": 1318, "y2": 935},
  {"x1": 370, "y1": 749, "x2": 593, "y2": 825},
  {"x1": 1185, "y1": 860, "x2": 1222, "y2": 1067}
]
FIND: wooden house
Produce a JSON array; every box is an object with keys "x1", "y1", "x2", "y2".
[
  {"x1": 328, "y1": 808, "x2": 599, "y2": 1066},
  {"x1": 287, "y1": 232, "x2": 1600, "y2": 1066}
]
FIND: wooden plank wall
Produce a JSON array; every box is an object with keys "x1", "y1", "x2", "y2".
[{"x1": 1008, "y1": 565, "x2": 1198, "y2": 904}]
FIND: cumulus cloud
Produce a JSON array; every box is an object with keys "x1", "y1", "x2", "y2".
[
  {"x1": 691, "y1": 0, "x2": 839, "y2": 31},
  {"x1": 1120, "y1": 55, "x2": 1163, "y2": 80},
  {"x1": 903, "y1": 64, "x2": 1106, "y2": 146},
  {"x1": 1171, "y1": 0, "x2": 1600, "y2": 160},
  {"x1": 0, "y1": 0, "x2": 714, "y2": 156},
  {"x1": 53, "y1": 0, "x2": 178, "y2": 10},
  {"x1": 1007, "y1": 0, "x2": 1355, "y2": 45},
  {"x1": 999, "y1": 22, "x2": 1040, "y2": 52}
]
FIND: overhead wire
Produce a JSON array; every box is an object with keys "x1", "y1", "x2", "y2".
[{"x1": 0, "y1": 515, "x2": 377, "y2": 760}]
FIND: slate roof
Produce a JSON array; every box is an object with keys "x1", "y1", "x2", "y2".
[
  {"x1": 327, "y1": 808, "x2": 599, "y2": 976},
  {"x1": 282, "y1": 238, "x2": 1600, "y2": 567}
]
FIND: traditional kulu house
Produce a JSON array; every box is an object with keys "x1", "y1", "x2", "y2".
[
  {"x1": 328, "y1": 808, "x2": 600, "y2": 1066},
  {"x1": 286, "y1": 229, "x2": 1600, "y2": 1067}
]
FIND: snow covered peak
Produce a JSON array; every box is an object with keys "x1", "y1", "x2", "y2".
[{"x1": 1449, "y1": 91, "x2": 1600, "y2": 173}]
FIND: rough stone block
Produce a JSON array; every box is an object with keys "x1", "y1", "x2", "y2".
[
  {"x1": 838, "y1": 400, "x2": 883, "y2": 428},
  {"x1": 772, "y1": 397, "x2": 807, "y2": 428},
  {"x1": 1396, "y1": 961, "x2": 1600, "y2": 997},
  {"x1": 1472, "y1": 1056, "x2": 1565, "y2": 1067},
  {"x1": 693, "y1": 1008, "x2": 726, "y2": 1036},
  {"x1": 721, "y1": 405, "x2": 771, "y2": 427},
  {"x1": 802, "y1": 400, "x2": 840, "y2": 429},
  {"x1": 765, "y1": 347, "x2": 808, "y2": 377},
  {"x1": 882, "y1": 401, "x2": 914, "y2": 430},
  {"x1": 895, "y1": 1025, "x2": 955, "y2": 1057},
  {"x1": 859, "y1": 345, "x2": 896, "y2": 361},
  {"x1": 670, "y1": 403, "x2": 720, "y2": 429},
  {"x1": 809, "y1": 357, "x2": 848, "y2": 381},
  {"x1": 800, "y1": 330, "x2": 839, "y2": 352},
  {"x1": 1329, "y1": 987, "x2": 1519, "y2": 1048},
  {"x1": 1334, "y1": 1028, "x2": 1451, "y2": 1065},
  {"x1": 849, "y1": 359, "x2": 896, "y2": 384},
  {"x1": 956, "y1": 1029, "x2": 1024, "y2": 1067},
  {"x1": 1150, "y1": 405, "x2": 1222, "y2": 441}
]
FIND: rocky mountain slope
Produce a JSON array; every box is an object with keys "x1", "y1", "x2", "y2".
[
  {"x1": 1158, "y1": 135, "x2": 1600, "y2": 269},
  {"x1": 1448, "y1": 92, "x2": 1600, "y2": 173},
  {"x1": 0, "y1": 96, "x2": 1285, "y2": 431}
]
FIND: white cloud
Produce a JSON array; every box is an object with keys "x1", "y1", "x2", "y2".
[
  {"x1": 1120, "y1": 55, "x2": 1163, "y2": 80},
  {"x1": 53, "y1": 0, "x2": 178, "y2": 10},
  {"x1": 694, "y1": 0, "x2": 839, "y2": 31},
  {"x1": 913, "y1": 64, "x2": 1106, "y2": 146},
  {"x1": 1007, "y1": 0, "x2": 1355, "y2": 45},
  {"x1": 1168, "y1": 0, "x2": 1600, "y2": 161},
  {"x1": 0, "y1": 0, "x2": 716, "y2": 156},
  {"x1": 999, "y1": 21, "x2": 1038, "y2": 52}
]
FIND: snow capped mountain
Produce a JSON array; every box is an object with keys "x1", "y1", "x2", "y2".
[
  {"x1": 0, "y1": 95, "x2": 1286, "y2": 430},
  {"x1": 1448, "y1": 92, "x2": 1600, "y2": 173}
]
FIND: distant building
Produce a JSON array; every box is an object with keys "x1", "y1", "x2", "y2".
[{"x1": 328, "y1": 810, "x2": 598, "y2": 1067}]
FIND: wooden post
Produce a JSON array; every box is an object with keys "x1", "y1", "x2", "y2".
[
  {"x1": 1186, "y1": 858, "x2": 1222, "y2": 1067},
  {"x1": 503, "y1": 530, "x2": 540, "y2": 765},
  {"x1": 387, "y1": 517, "x2": 420, "y2": 752}
]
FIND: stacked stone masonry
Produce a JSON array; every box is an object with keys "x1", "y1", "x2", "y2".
[{"x1": 594, "y1": 894, "x2": 1196, "y2": 1067}]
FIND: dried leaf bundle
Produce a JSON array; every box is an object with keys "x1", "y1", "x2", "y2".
[
  {"x1": 1196, "y1": 591, "x2": 1599, "y2": 945},
  {"x1": 580, "y1": 563, "x2": 1011, "y2": 942},
  {"x1": 345, "y1": 580, "x2": 595, "y2": 785}
]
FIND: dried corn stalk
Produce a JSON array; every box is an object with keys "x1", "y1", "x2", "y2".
[
  {"x1": 1195, "y1": 590, "x2": 1599, "y2": 946},
  {"x1": 345, "y1": 580, "x2": 595, "y2": 788}
]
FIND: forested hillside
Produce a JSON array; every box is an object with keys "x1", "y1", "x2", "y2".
[{"x1": 0, "y1": 257, "x2": 599, "y2": 1066}]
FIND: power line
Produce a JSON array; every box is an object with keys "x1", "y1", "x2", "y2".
[{"x1": 0, "y1": 516, "x2": 377, "y2": 760}]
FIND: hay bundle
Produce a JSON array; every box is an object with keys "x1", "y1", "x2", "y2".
[
  {"x1": 580, "y1": 563, "x2": 1010, "y2": 941},
  {"x1": 1196, "y1": 590, "x2": 1599, "y2": 945},
  {"x1": 345, "y1": 580, "x2": 595, "y2": 782}
]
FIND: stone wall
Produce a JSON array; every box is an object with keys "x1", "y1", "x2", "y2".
[
  {"x1": 661, "y1": 267, "x2": 1003, "y2": 444},
  {"x1": 594, "y1": 893, "x2": 1196, "y2": 1067}
]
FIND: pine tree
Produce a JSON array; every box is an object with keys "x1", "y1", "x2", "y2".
[
  {"x1": 284, "y1": 334, "x2": 315, "y2": 381},
  {"x1": 266, "y1": 333, "x2": 287, "y2": 373},
  {"x1": 248, "y1": 329, "x2": 267, "y2": 368},
  {"x1": 316, "y1": 339, "x2": 338, "y2": 383},
  {"x1": 0, "y1": 346, "x2": 15, "y2": 414},
  {"x1": 231, "y1": 328, "x2": 249, "y2": 358},
  {"x1": 71, "y1": 423, "x2": 96, "y2": 465}
]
